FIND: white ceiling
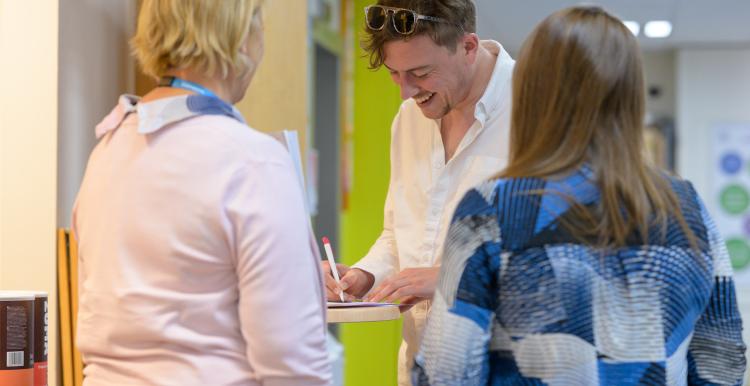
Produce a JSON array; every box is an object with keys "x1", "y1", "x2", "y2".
[{"x1": 475, "y1": 0, "x2": 750, "y2": 54}]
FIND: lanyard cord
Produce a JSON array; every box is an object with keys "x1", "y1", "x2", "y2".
[{"x1": 158, "y1": 76, "x2": 220, "y2": 99}]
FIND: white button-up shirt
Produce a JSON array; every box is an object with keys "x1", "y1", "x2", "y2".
[{"x1": 352, "y1": 40, "x2": 514, "y2": 385}]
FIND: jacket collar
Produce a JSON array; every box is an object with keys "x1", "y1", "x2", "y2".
[{"x1": 95, "y1": 94, "x2": 245, "y2": 139}]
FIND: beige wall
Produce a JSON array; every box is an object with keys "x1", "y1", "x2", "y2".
[
  {"x1": 0, "y1": 1, "x2": 60, "y2": 385},
  {"x1": 235, "y1": 0, "x2": 310, "y2": 149}
]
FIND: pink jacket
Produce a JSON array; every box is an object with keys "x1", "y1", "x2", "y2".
[{"x1": 73, "y1": 95, "x2": 331, "y2": 386}]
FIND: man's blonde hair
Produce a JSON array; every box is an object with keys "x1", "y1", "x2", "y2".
[{"x1": 131, "y1": 0, "x2": 260, "y2": 79}]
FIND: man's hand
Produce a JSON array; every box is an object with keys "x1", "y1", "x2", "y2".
[
  {"x1": 321, "y1": 261, "x2": 375, "y2": 302},
  {"x1": 365, "y1": 267, "x2": 440, "y2": 311}
]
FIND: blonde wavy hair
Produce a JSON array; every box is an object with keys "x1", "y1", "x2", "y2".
[{"x1": 131, "y1": 0, "x2": 261, "y2": 80}]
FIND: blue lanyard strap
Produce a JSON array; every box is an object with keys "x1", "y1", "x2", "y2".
[{"x1": 159, "y1": 76, "x2": 220, "y2": 99}]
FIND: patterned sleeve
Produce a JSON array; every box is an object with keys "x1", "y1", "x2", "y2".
[
  {"x1": 412, "y1": 181, "x2": 503, "y2": 386},
  {"x1": 687, "y1": 196, "x2": 746, "y2": 385}
]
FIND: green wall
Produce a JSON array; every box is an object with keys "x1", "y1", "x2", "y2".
[{"x1": 340, "y1": 0, "x2": 404, "y2": 384}]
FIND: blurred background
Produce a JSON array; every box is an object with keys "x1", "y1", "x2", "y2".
[{"x1": 1, "y1": 1, "x2": 749, "y2": 385}]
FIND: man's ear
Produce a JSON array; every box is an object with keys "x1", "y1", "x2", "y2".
[{"x1": 462, "y1": 33, "x2": 480, "y2": 64}]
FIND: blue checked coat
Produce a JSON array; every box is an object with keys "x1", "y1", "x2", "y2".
[{"x1": 413, "y1": 167, "x2": 746, "y2": 386}]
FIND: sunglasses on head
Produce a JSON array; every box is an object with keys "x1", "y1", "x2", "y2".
[{"x1": 364, "y1": 5, "x2": 449, "y2": 35}]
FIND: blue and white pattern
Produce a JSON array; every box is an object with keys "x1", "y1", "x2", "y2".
[
  {"x1": 413, "y1": 167, "x2": 747, "y2": 385},
  {"x1": 95, "y1": 94, "x2": 245, "y2": 139}
]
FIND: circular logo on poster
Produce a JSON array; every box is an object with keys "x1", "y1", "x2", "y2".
[
  {"x1": 726, "y1": 238, "x2": 750, "y2": 270},
  {"x1": 720, "y1": 185, "x2": 750, "y2": 215},
  {"x1": 720, "y1": 152, "x2": 743, "y2": 175}
]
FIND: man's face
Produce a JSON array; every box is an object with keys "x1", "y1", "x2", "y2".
[{"x1": 383, "y1": 34, "x2": 468, "y2": 119}]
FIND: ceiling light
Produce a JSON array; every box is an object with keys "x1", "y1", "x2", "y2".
[
  {"x1": 644, "y1": 20, "x2": 672, "y2": 38},
  {"x1": 623, "y1": 21, "x2": 640, "y2": 36}
]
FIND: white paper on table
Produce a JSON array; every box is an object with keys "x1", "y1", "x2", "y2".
[{"x1": 327, "y1": 301, "x2": 398, "y2": 308}]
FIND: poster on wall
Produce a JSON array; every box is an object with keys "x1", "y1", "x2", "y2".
[{"x1": 713, "y1": 124, "x2": 750, "y2": 284}]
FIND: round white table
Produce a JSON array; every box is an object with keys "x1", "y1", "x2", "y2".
[{"x1": 327, "y1": 305, "x2": 400, "y2": 323}]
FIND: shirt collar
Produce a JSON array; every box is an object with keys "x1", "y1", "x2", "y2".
[
  {"x1": 95, "y1": 94, "x2": 245, "y2": 139},
  {"x1": 95, "y1": 94, "x2": 139, "y2": 139},
  {"x1": 474, "y1": 40, "x2": 514, "y2": 126}
]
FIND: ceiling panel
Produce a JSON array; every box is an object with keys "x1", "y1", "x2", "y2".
[{"x1": 476, "y1": 0, "x2": 750, "y2": 54}]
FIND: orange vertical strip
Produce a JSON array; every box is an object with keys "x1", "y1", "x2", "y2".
[
  {"x1": 57, "y1": 229, "x2": 74, "y2": 386},
  {"x1": 68, "y1": 234, "x2": 84, "y2": 386}
]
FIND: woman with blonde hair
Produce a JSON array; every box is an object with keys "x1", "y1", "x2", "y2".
[
  {"x1": 413, "y1": 5, "x2": 746, "y2": 385},
  {"x1": 73, "y1": 1, "x2": 331, "y2": 384}
]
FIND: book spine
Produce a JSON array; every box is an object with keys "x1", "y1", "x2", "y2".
[{"x1": 0, "y1": 296, "x2": 34, "y2": 386}]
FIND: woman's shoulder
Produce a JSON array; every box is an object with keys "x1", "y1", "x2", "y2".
[
  {"x1": 662, "y1": 173, "x2": 699, "y2": 200},
  {"x1": 185, "y1": 115, "x2": 292, "y2": 166},
  {"x1": 454, "y1": 176, "x2": 547, "y2": 218},
  {"x1": 654, "y1": 172, "x2": 707, "y2": 219},
  {"x1": 454, "y1": 171, "x2": 601, "y2": 227}
]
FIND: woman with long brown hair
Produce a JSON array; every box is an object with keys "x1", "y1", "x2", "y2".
[{"x1": 413, "y1": 5, "x2": 746, "y2": 385}]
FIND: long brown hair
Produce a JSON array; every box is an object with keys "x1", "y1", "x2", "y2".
[{"x1": 501, "y1": 6, "x2": 695, "y2": 248}]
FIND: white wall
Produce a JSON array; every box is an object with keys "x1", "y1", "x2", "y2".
[
  {"x1": 677, "y1": 48, "x2": 750, "y2": 382},
  {"x1": 0, "y1": 1, "x2": 60, "y2": 384},
  {"x1": 58, "y1": 1, "x2": 136, "y2": 227},
  {"x1": 677, "y1": 48, "x2": 750, "y2": 202}
]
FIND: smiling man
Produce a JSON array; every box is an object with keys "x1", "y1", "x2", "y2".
[{"x1": 320, "y1": 1, "x2": 514, "y2": 384}]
